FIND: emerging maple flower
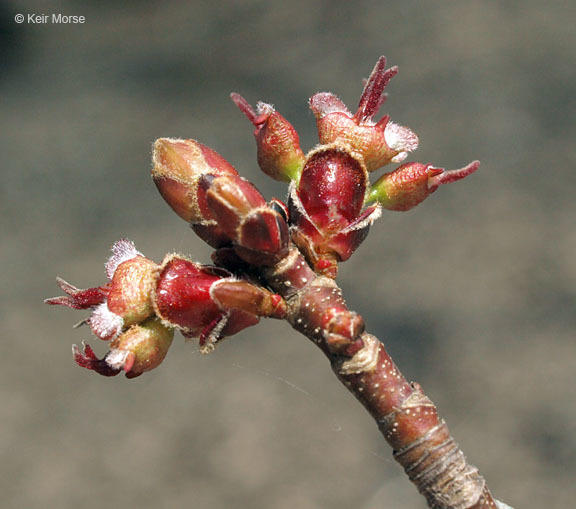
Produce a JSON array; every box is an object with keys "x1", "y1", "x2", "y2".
[
  {"x1": 73, "y1": 319, "x2": 174, "y2": 379},
  {"x1": 47, "y1": 239, "x2": 288, "y2": 375},
  {"x1": 367, "y1": 160, "x2": 481, "y2": 211},
  {"x1": 46, "y1": 239, "x2": 157, "y2": 341},
  {"x1": 309, "y1": 56, "x2": 418, "y2": 171},
  {"x1": 47, "y1": 54, "x2": 480, "y2": 386}
]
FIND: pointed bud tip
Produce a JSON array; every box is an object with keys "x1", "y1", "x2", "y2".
[
  {"x1": 231, "y1": 92, "x2": 257, "y2": 124},
  {"x1": 428, "y1": 160, "x2": 480, "y2": 189},
  {"x1": 355, "y1": 57, "x2": 398, "y2": 122},
  {"x1": 152, "y1": 137, "x2": 194, "y2": 180}
]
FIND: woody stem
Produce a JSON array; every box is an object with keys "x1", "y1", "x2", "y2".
[{"x1": 259, "y1": 247, "x2": 503, "y2": 509}]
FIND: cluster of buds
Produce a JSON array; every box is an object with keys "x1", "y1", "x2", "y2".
[
  {"x1": 152, "y1": 138, "x2": 289, "y2": 266},
  {"x1": 48, "y1": 55, "x2": 479, "y2": 377},
  {"x1": 233, "y1": 56, "x2": 478, "y2": 276},
  {"x1": 46, "y1": 239, "x2": 286, "y2": 377}
]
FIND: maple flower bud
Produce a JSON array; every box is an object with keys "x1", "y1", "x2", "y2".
[
  {"x1": 73, "y1": 318, "x2": 174, "y2": 378},
  {"x1": 90, "y1": 240, "x2": 158, "y2": 340},
  {"x1": 367, "y1": 160, "x2": 480, "y2": 211},
  {"x1": 152, "y1": 138, "x2": 237, "y2": 248},
  {"x1": 48, "y1": 239, "x2": 289, "y2": 371},
  {"x1": 231, "y1": 93, "x2": 305, "y2": 182},
  {"x1": 289, "y1": 146, "x2": 381, "y2": 277},
  {"x1": 45, "y1": 239, "x2": 157, "y2": 341},
  {"x1": 309, "y1": 56, "x2": 418, "y2": 171},
  {"x1": 154, "y1": 255, "x2": 286, "y2": 352},
  {"x1": 202, "y1": 174, "x2": 290, "y2": 266}
]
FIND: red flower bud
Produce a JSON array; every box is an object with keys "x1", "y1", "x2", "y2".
[
  {"x1": 289, "y1": 147, "x2": 381, "y2": 277},
  {"x1": 231, "y1": 93, "x2": 305, "y2": 182},
  {"x1": 309, "y1": 56, "x2": 418, "y2": 171},
  {"x1": 368, "y1": 160, "x2": 480, "y2": 211},
  {"x1": 154, "y1": 255, "x2": 285, "y2": 352}
]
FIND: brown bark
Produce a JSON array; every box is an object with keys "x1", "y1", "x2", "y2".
[{"x1": 262, "y1": 247, "x2": 503, "y2": 509}]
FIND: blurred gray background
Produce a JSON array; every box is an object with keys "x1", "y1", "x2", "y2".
[{"x1": 1, "y1": 1, "x2": 575, "y2": 508}]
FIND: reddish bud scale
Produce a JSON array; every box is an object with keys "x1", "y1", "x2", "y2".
[
  {"x1": 202, "y1": 174, "x2": 267, "y2": 239},
  {"x1": 154, "y1": 256, "x2": 252, "y2": 338},
  {"x1": 152, "y1": 138, "x2": 238, "y2": 222},
  {"x1": 211, "y1": 280, "x2": 287, "y2": 320},
  {"x1": 372, "y1": 162, "x2": 432, "y2": 211},
  {"x1": 203, "y1": 174, "x2": 289, "y2": 266},
  {"x1": 153, "y1": 255, "x2": 286, "y2": 348},
  {"x1": 289, "y1": 147, "x2": 379, "y2": 277},
  {"x1": 297, "y1": 148, "x2": 367, "y2": 230},
  {"x1": 254, "y1": 110, "x2": 305, "y2": 181}
]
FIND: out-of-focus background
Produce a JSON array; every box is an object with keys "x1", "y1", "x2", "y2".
[{"x1": 1, "y1": 1, "x2": 575, "y2": 508}]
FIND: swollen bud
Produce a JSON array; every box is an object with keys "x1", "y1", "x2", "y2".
[
  {"x1": 231, "y1": 93, "x2": 305, "y2": 182},
  {"x1": 91, "y1": 240, "x2": 158, "y2": 340},
  {"x1": 309, "y1": 57, "x2": 418, "y2": 172},
  {"x1": 73, "y1": 319, "x2": 174, "y2": 378},
  {"x1": 108, "y1": 319, "x2": 174, "y2": 378},
  {"x1": 368, "y1": 160, "x2": 480, "y2": 211},
  {"x1": 289, "y1": 146, "x2": 381, "y2": 277},
  {"x1": 202, "y1": 174, "x2": 290, "y2": 266},
  {"x1": 152, "y1": 138, "x2": 240, "y2": 248},
  {"x1": 153, "y1": 255, "x2": 286, "y2": 352},
  {"x1": 105, "y1": 253, "x2": 157, "y2": 327}
]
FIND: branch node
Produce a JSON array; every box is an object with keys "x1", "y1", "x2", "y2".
[{"x1": 339, "y1": 333, "x2": 380, "y2": 374}]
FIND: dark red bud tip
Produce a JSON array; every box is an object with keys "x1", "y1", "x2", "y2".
[
  {"x1": 203, "y1": 174, "x2": 269, "y2": 242},
  {"x1": 45, "y1": 278, "x2": 107, "y2": 310},
  {"x1": 427, "y1": 160, "x2": 480, "y2": 190},
  {"x1": 72, "y1": 342, "x2": 121, "y2": 377},
  {"x1": 355, "y1": 56, "x2": 399, "y2": 122}
]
